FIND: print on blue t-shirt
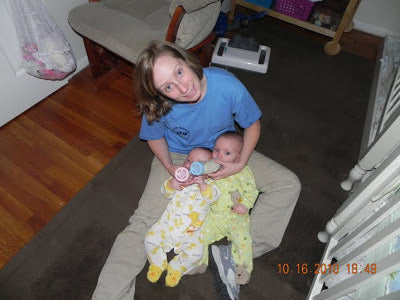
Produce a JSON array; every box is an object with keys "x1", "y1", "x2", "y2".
[{"x1": 173, "y1": 127, "x2": 190, "y2": 140}]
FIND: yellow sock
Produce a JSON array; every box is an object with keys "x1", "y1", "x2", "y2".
[
  {"x1": 165, "y1": 267, "x2": 182, "y2": 287},
  {"x1": 147, "y1": 264, "x2": 163, "y2": 283}
]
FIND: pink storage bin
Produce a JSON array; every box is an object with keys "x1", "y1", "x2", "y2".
[{"x1": 275, "y1": 0, "x2": 315, "y2": 21}]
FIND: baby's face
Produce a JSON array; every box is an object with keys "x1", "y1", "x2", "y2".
[
  {"x1": 212, "y1": 137, "x2": 241, "y2": 163},
  {"x1": 183, "y1": 149, "x2": 211, "y2": 169}
]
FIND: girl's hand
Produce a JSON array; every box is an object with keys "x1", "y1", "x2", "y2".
[
  {"x1": 168, "y1": 165, "x2": 195, "y2": 187},
  {"x1": 208, "y1": 160, "x2": 245, "y2": 180},
  {"x1": 232, "y1": 203, "x2": 248, "y2": 215},
  {"x1": 167, "y1": 164, "x2": 183, "y2": 178}
]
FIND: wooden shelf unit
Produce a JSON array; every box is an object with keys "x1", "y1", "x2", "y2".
[{"x1": 229, "y1": 0, "x2": 361, "y2": 55}]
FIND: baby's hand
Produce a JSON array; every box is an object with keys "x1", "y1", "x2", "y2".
[
  {"x1": 168, "y1": 178, "x2": 183, "y2": 190},
  {"x1": 178, "y1": 175, "x2": 195, "y2": 187},
  {"x1": 193, "y1": 176, "x2": 207, "y2": 191},
  {"x1": 232, "y1": 203, "x2": 248, "y2": 215}
]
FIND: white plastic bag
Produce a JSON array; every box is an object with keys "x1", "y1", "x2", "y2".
[{"x1": 10, "y1": 0, "x2": 76, "y2": 80}]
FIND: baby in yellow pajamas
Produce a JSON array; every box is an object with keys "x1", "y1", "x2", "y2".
[
  {"x1": 201, "y1": 131, "x2": 259, "y2": 285},
  {"x1": 144, "y1": 147, "x2": 220, "y2": 287}
]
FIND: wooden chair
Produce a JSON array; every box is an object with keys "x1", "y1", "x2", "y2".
[{"x1": 68, "y1": 0, "x2": 221, "y2": 78}]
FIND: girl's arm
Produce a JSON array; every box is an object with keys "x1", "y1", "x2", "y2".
[
  {"x1": 147, "y1": 137, "x2": 176, "y2": 177},
  {"x1": 148, "y1": 137, "x2": 195, "y2": 186}
]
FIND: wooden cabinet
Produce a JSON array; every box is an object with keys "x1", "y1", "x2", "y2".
[{"x1": 229, "y1": 0, "x2": 361, "y2": 55}]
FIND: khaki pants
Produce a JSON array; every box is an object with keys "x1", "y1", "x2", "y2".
[{"x1": 92, "y1": 151, "x2": 301, "y2": 299}]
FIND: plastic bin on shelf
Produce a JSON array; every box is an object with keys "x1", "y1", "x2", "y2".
[{"x1": 275, "y1": 0, "x2": 315, "y2": 21}]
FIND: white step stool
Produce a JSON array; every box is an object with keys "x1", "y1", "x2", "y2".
[{"x1": 211, "y1": 37, "x2": 271, "y2": 74}]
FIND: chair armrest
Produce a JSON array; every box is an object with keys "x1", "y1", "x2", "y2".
[{"x1": 166, "y1": 6, "x2": 186, "y2": 43}]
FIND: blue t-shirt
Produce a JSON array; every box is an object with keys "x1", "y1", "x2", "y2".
[{"x1": 139, "y1": 67, "x2": 262, "y2": 154}]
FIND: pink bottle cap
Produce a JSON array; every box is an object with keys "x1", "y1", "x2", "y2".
[{"x1": 175, "y1": 167, "x2": 190, "y2": 182}]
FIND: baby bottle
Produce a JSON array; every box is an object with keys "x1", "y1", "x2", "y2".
[
  {"x1": 190, "y1": 160, "x2": 221, "y2": 176},
  {"x1": 175, "y1": 167, "x2": 190, "y2": 182}
]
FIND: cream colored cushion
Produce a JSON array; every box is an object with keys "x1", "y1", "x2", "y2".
[{"x1": 68, "y1": 0, "x2": 220, "y2": 63}]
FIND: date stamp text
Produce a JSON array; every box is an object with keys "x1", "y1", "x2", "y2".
[{"x1": 277, "y1": 263, "x2": 377, "y2": 275}]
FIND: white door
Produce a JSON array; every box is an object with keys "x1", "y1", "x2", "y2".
[{"x1": 0, "y1": 0, "x2": 68, "y2": 127}]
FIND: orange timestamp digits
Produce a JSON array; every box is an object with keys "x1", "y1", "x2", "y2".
[
  {"x1": 277, "y1": 263, "x2": 377, "y2": 275},
  {"x1": 346, "y1": 263, "x2": 376, "y2": 274}
]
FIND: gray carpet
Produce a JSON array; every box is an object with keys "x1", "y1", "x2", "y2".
[{"x1": 0, "y1": 18, "x2": 375, "y2": 300}]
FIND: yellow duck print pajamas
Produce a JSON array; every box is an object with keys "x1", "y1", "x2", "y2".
[{"x1": 145, "y1": 178, "x2": 220, "y2": 287}]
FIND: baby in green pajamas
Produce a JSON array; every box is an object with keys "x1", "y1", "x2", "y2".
[{"x1": 201, "y1": 131, "x2": 259, "y2": 285}]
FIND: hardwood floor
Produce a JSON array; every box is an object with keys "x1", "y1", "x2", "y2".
[
  {"x1": 0, "y1": 22, "x2": 382, "y2": 270},
  {"x1": 0, "y1": 68, "x2": 141, "y2": 269}
]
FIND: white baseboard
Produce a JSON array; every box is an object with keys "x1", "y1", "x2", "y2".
[{"x1": 354, "y1": 20, "x2": 400, "y2": 38}]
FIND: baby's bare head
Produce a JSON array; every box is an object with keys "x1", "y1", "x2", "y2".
[
  {"x1": 213, "y1": 131, "x2": 243, "y2": 163},
  {"x1": 183, "y1": 147, "x2": 212, "y2": 169}
]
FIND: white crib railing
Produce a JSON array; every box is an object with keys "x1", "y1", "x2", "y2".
[
  {"x1": 341, "y1": 36, "x2": 400, "y2": 191},
  {"x1": 379, "y1": 64, "x2": 400, "y2": 133},
  {"x1": 308, "y1": 145, "x2": 400, "y2": 300}
]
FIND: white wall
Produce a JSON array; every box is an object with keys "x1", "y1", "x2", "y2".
[
  {"x1": 354, "y1": 0, "x2": 400, "y2": 38},
  {"x1": 0, "y1": 0, "x2": 87, "y2": 127}
]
